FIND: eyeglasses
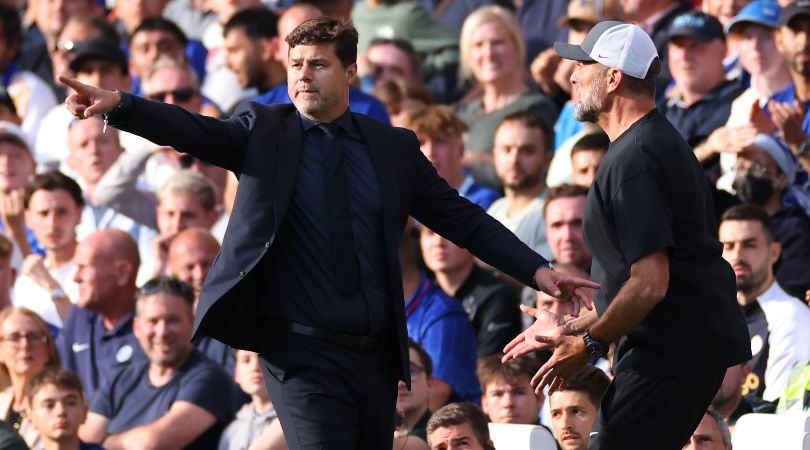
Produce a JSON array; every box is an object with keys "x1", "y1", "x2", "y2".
[
  {"x1": 409, "y1": 363, "x2": 425, "y2": 377},
  {"x1": 146, "y1": 87, "x2": 197, "y2": 103},
  {"x1": 1, "y1": 331, "x2": 48, "y2": 346},
  {"x1": 139, "y1": 276, "x2": 195, "y2": 304}
]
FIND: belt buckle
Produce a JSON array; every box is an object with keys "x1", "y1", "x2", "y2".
[{"x1": 358, "y1": 335, "x2": 378, "y2": 352}]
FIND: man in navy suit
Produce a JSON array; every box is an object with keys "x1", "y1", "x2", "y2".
[{"x1": 61, "y1": 16, "x2": 597, "y2": 450}]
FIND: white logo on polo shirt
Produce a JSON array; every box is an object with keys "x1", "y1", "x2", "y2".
[
  {"x1": 116, "y1": 345, "x2": 134, "y2": 363},
  {"x1": 72, "y1": 342, "x2": 90, "y2": 353}
]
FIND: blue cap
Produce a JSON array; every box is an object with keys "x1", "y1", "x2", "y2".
[{"x1": 727, "y1": 0, "x2": 781, "y2": 33}]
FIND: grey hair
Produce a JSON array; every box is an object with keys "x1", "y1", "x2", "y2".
[
  {"x1": 705, "y1": 407, "x2": 732, "y2": 449},
  {"x1": 141, "y1": 56, "x2": 200, "y2": 94},
  {"x1": 158, "y1": 170, "x2": 217, "y2": 211}
]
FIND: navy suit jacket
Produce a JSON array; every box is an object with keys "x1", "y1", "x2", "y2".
[{"x1": 109, "y1": 95, "x2": 547, "y2": 384}]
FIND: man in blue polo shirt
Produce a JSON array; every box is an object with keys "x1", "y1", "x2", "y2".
[
  {"x1": 57, "y1": 229, "x2": 144, "y2": 398},
  {"x1": 80, "y1": 276, "x2": 233, "y2": 450}
]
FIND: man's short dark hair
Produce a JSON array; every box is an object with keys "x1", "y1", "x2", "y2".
[
  {"x1": 137, "y1": 275, "x2": 195, "y2": 309},
  {"x1": 427, "y1": 402, "x2": 490, "y2": 447},
  {"x1": 24, "y1": 171, "x2": 85, "y2": 210},
  {"x1": 223, "y1": 7, "x2": 279, "y2": 41},
  {"x1": 497, "y1": 109, "x2": 554, "y2": 153},
  {"x1": 553, "y1": 364, "x2": 610, "y2": 406},
  {"x1": 720, "y1": 203, "x2": 776, "y2": 243},
  {"x1": 131, "y1": 17, "x2": 188, "y2": 48},
  {"x1": 543, "y1": 183, "x2": 589, "y2": 218},
  {"x1": 407, "y1": 337, "x2": 433, "y2": 378},
  {"x1": 571, "y1": 131, "x2": 610, "y2": 156},
  {"x1": 27, "y1": 368, "x2": 85, "y2": 404},
  {"x1": 477, "y1": 355, "x2": 540, "y2": 390},
  {"x1": 285, "y1": 16, "x2": 358, "y2": 67},
  {"x1": 623, "y1": 57, "x2": 661, "y2": 98},
  {"x1": 0, "y1": 4, "x2": 21, "y2": 59}
]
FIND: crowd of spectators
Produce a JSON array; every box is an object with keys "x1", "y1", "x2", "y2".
[{"x1": 0, "y1": 0, "x2": 806, "y2": 448}]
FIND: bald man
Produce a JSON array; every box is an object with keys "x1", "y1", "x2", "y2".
[
  {"x1": 168, "y1": 227, "x2": 220, "y2": 304},
  {"x1": 57, "y1": 229, "x2": 146, "y2": 398}
]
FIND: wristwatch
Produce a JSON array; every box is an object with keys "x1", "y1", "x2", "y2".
[{"x1": 582, "y1": 331, "x2": 608, "y2": 359}]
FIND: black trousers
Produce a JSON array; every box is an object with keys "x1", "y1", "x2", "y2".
[
  {"x1": 590, "y1": 367, "x2": 725, "y2": 450},
  {"x1": 260, "y1": 332, "x2": 398, "y2": 450}
]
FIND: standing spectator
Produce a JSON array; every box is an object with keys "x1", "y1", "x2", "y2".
[
  {"x1": 487, "y1": 111, "x2": 554, "y2": 256},
  {"x1": 80, "y1": 276, "x2": 234, "y2": 450},
  {"x1": 59, "y1": 229, "x2": 144, "y2": 399},
  {"x1": 14, "y1": 172, "x2": 83, "y2": 328},
  {"x1": 547, "y1": 365, "x2": 610, "y2": 450},
  {"x1": 401, "y1": 105, "x2": 500, "y2": 210},
  {"x1": 719, "y1": 203, "x2": 810, "y2": 401},
  {"x1": 419, "y1": 225, "x2": 521, "y2": 357},
  {"x1": 456, "y1": 5, "x2": 558, "y2": 190},
  {"x1": 0, "y1": 307, "x2": 61, "y2": 449}
]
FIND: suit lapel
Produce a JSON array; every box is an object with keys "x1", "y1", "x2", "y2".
[
  {"x1": 355, "y1": 116, "x2": 399, "y2": 229},
  {"x1": 274, "y1": 110, "x2": 303, "y2": 226}
]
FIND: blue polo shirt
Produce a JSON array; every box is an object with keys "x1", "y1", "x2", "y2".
[
  {"x1": 56, "y1": 306, "x2": 144, "y2": 399},
  {"x1": 458, "y1": 174, "x2": 500, "y2": 211},
  {"x1": 405, "y1": 272, "x2": 480, "y2": 403},
  {"x1": 255, "y1": 83, "x2": 391, "y2": 124}
]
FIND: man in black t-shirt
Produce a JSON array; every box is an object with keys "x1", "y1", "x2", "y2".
[{"x1": 503, "y1": 21, "x2": 751, "y2": 450}]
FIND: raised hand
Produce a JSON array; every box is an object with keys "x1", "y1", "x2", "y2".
[
  {"x1": 502, "y1": 305, "x2": 564, "y2": 362},
  {"x1": 59, "y1": 75, "x2": 122, "y2": 120},
  {"x1": 533, "y1": 266, "x2": 599, "y2": 316}
]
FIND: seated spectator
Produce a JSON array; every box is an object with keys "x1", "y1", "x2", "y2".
[
  {"x1": 719, "y1": 204, "x2": 810, "y2": 401},
  {"x1": 222, "y1": 8, "x2": 285, "y2": 100},
  {"x1": 569, "y1": 132, "x2": 608, "y2": 188},
  {"x1": 143, "y1": 57, "x2": 220, "y2": 119},
  {"x1": 0, "y1": 122, "x2": 41, "y2": 257},
  {"x1": 218, "y1": 349, "x2": 277, "y2": 450},
  {"x1": 536, "y1": 263, "x2": 591, "y2": 319},
  {"x1": 682, "y1": 408, "x2": 732, "y2": 450},
  {"x1": 732, "y1": 134, "x2": 810, "y2": 299},
  {"x1": 58, "y1": 229, "x2": 144, "y2": 399},
  {"x1": 456, "y1": 6, "x2": 557, "y2": 190},
  {"x1": 374, "y1": 78, "x2": 434, "y2": 127},
  {"x1": 548, "y1": 365, "x2": 610, "y2": 450},
  {"x1": 544, "y1": 184, "x2": 591, "y2": 272},
  {"x1": 419, "y1": 225, "x2": 521, "y2": 357},
  {"x1": 257, "y1": 3, "x2": 390, "y2": 123},
  {"x1": 80, "y1": 276, "x2": 233, "y2": 449},
  {"x1": 400, "y1": 220, "x2": 479, "y2": 410},
  {"x1": 401, "y1": 105, "x2": 500, "y2": 211},
  {"x1": 168, "y1": 227, "x2": 219, "y2": 306},
  {"x1": 487, "y1": 111, "x2": 554, "y2": 257},
  {"x1": 477, "y1": 355, "x2": 544, "y2": 425},
  {"x1": 397, "y1": 339, "x2": 434, "y2": 442},
  {"x1": 128, "y1": 19, "x2": 192, "y2": 97},
  {"x1": 426, "y1": 402, "x2": 493, "y2": 450},
  {"x1": 361, "y1": 38, "x2": 425, "y2": 94},
  {"x1": 0, "y1": 3, "x2": 58, "y2": 144},
  {"x1": 14, "y1": 172, "x2": 83, "y2": 328},
  {"x1": 658, "y1": 11, "x2": 744, "y2": 147},
  {"x1": 35, "y1": 38, "x2": 137, "y2": 170},
  {"x1": 0, "y1": 306, "x2": 61, "y2": 448},
  {"x1": 711, "y1": 362, "x2": 774, "y2": 430},
  {"x1": 26, "y1": 368, "x2": 104, "y2": 450}
]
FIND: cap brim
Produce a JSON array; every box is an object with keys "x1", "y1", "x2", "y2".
[
  {"x1": 554, "y1": 41, "x2": 594, "y2": 62},
  {"x1": 726, "y1": 17, "x2": 776, "y2": 33}
]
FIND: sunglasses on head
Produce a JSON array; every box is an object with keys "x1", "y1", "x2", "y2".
[
  {"x1": 138, "y1": 276, "x2": 195, "y2": 304},
  {"x1": 147, "y1": 87, "x2": 197, "y2": 103}
]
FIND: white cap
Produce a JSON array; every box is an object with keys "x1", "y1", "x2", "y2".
[{"x1": 554, "y1": 21, "x2": 658, "y2": 79}]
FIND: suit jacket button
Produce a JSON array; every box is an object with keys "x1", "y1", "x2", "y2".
[{"x1": 264, "y1": 242, "x2": 270, "y2": 248}]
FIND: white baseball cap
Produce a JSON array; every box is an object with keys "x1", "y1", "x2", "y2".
[{"x1": 553, "y1": 21, "x2": 658, "y2": 79}]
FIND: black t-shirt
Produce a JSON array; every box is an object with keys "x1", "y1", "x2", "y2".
[{"x1": 583, "y1": 109, "x2": 750, "y2": 377}]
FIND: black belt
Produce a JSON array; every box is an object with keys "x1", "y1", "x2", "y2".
[{"x1": 272, "y1": 319, "x2": 381, "y2": 352}]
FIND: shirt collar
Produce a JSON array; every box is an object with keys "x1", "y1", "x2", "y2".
[{"x1": 298, "y1": 109, "x2": 354, "y2": 134}]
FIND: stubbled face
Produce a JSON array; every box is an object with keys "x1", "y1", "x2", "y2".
[
  {"x1": 0, "y1": 140, "x2": 34, "y2": 192},
  {"x1": 134, "y1": 293, "x2": 194, "y2": 369},
  {"x1": 468, "y1": 20, "x2": 521, "y2": 85},
  {"x1": 481, "y1": 375, "x2": 544, "y2": 424},
  {"x1": 25, "y1": 189, "x2": 81, "y2": 254},
  {"x1": 571, "y1": 62, "x2": 608, "y2": 123},
  {"x1": 224, "y1": 27, "x2": 267, "y2": 90},
  {"x1": 719, "y1": 220, "x2": 778, "y2": 296},
  {"x1": 128, "y1": 30, "x2": 185, "y2": 78},
  {"x1": 545, "y1": 196, "x2": 591, "y2": 268},
  {"x1": 549, "y1": 390, "x2": 599, "y2": 450},
  {"x1": 28, "y1": 384, "x2": 87, "y2": 442},
  {"x1": 287, "y1": 43, "x2": 355, "y2": 122},
  {"x1": 493, "y1": 121, "x2": 550, "y2": 192},
  {"x1": 776, "y1": 16, "x2": 810, "y2": 78}
]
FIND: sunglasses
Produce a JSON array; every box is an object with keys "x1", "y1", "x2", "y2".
[
  {"x1": 139, "y1": 276, "x2": 195, "y2": 303},
  {"x1": 146, "y1": 87, "x2": 197, "y2": 103}
]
